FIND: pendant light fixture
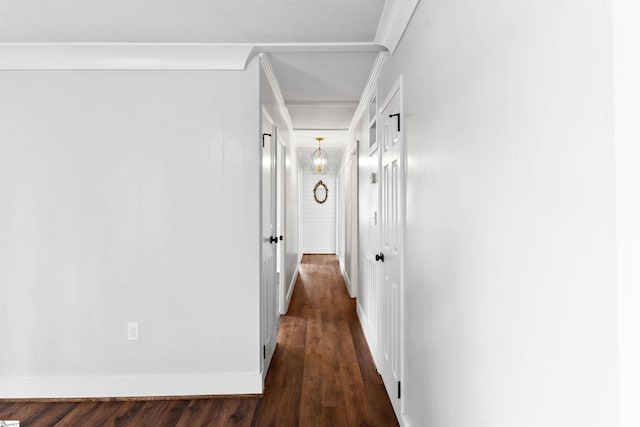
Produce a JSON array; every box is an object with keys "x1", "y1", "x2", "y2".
[{"x1": 311, "y1": 137, "x2": 328, "y2": 174}]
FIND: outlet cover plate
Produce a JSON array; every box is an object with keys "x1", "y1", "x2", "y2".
[{"x1": 128, "y1": 321, "x2": 139, "y2": 341}]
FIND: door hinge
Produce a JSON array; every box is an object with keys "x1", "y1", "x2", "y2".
[
  {"x1": 262, "y1": 133, "x2": 271, "y2": 148},
  {"x1": 398, "y1": 381, "x2": 401, "y2": 399},
  {"x1": 263, "y1": 345, "x2": 266, "y2": 360}
]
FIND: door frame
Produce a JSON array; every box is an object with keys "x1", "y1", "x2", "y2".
[
  {"x1": 350, "y1": 144, "x2": 359, "y2": 299},
  {"x1": 276, "y1": 136, "x2": 287, "y2": 314},
  {"x1": 378, "y1": 75, "x2": 405, "y2": 418},
  {"x1": 260, "y1": 106, "x2": 279, "y2": 382}
]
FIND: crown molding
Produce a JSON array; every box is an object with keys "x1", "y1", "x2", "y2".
[
  {"x1": 374, "y1": 0, "x2": 420, "y2": 54},
  {"x1": 259, "y1": 53, "x2": 294, "y2": 136},
  {"x1": 0, "y1": 43, "x2": 256, "y2": 70},
  {"x1": 254, "y1": 42, "x2": 386, "y2": 53},
  {"x1": 0, "y1": 42, "x2": 387, "y2": 71}
]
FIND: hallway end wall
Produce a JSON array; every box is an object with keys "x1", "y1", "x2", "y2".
[
  {"x1": 375, "y1": 1, "x2": 617, "y2": 426},
  {"x1": 301, "y1": 171, "x2": 337, "y2": 254}
]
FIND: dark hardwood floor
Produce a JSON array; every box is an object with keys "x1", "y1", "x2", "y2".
[{"x1": 0, "y1": 255, "x2": 399, "y2": 426}]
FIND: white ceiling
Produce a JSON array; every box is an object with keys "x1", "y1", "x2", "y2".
[
  {"x1": 268, "y1": 51, "x2": 378, "y2": 170},
  {"x1": 269, "y1": 52, "x2": 377, "y2": 130},
  {"x1": 0, "y1": 0, "x2": 386, "y2": 43},
  {"x1": 269, "y1": 52, "x2": 378, "y2": 103}
]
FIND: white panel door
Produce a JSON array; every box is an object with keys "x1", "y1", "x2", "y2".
[
  {"x1": 276, "y1": 137, "x2": 286, "y2": 314},
  {"x1": 261, "y1": 112, "x2": 279, "y2": 380},
  {"x1": 378, "y1": 80, "x2": 403, "y2": 417}
]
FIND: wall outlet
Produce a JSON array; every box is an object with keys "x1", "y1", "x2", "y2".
[{"x1": 127, "y1": 321, "x2": 139, "y2": 341}]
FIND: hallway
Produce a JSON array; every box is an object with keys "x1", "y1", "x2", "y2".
[
  {"x1": 0, "y1": 255, "x2": 399, "y2": 426},
  {"x1": 252, "y1": 254, "x2": 398, "y2": 426}
]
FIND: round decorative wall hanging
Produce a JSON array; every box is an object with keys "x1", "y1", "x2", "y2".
[{"x1": 313, "y1": 180, "x2": 328, "y2": 204}]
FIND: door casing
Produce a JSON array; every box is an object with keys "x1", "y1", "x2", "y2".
[
  {"x1": 260, "y1": 107, "x2": 279, "y2": 382},
  {"x1": 377, "y1": 76, "x2": 405, "y2": 419}
]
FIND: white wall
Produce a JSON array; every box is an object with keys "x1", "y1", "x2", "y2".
[
  {"x1": 0, "y1": 61, "x2": 262, "y2": 397},
  {"x1": 301, "y1": 171, "x2": 336, "y2": 254},
  {"x1": 372, "y1": 1, "x2": 618, "y2": 426},
  {"x1": 613, "y1": 1, "x2": 640, "y2": 425}
]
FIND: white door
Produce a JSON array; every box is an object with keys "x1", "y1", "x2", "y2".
[
  {"x1": 378, "y1": 79, "x2": 404, "y2": 417},
  {"x1": 261, "y1": 112, "x2": 279, "y2": 380},
  {"x1": 276, "y1": 137, "x2": 286, "y2": 314}
]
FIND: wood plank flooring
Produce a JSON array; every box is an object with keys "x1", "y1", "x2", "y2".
[{"x1": 0, "y1": 255, "x2": 398, "y2": 426}]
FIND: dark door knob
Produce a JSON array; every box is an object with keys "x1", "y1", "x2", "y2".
[
  {"x1": 270, "y1": 236, "x2": 278, "y2": 244},
  {"x1": 375, "y1": 252, "x2": 384, "y2": 262}
]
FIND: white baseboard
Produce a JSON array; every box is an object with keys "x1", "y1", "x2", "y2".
[
  {"x1": 356, "y1": 302, "x2": 372, "y2": 346},
  {"x1": 356, "y1": 302, "x2": 380, "y2": 367},
  {"x1": 343, "y1": 270, "x2": 353, "y2": 297},
  {"x1": 338, "y1": 258, "x2": 355, "y2": 298},
  {"x1": 284, "y1": 265, "x2": 299, "y2": 314},
  {"x1": 0, "y1": 371, "x2": 262, "y2": 399}
]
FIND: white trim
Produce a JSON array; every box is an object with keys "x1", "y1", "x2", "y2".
[
  {"x1": 356, "y1": 302, "x2": 378, "y2": 367},
  {"x1": 374, "y1": 0, "x2": 420, "y2": 54},
  {"x1": 0, "y1": 372, "x2": 262, "y2": 399},
  {"x1": 261, "y1": 105, "x2": 275, "y2": 129},
  {"x1": 259, "y1": 53, "x2": 295, "y2": 135},
  {"x1": 379, "y1": 74, "x2": 403, "y2": 114},
  {"x1": 253, "y1": 43, "x2": 385, "y2": 53},
  {"x1": 356, "y1": 303, "x2": 370, "y2": 342},
  {"x1": 343, "y1": 269, "x2": 353, "y2": 297},
  {"x1": 350, "y1": 144, "x2": 360, "y2": 301},
  {"x1": 348, "y1": 52, "x2": 387, "y2": 138},
  {"x1": 284, "y1": 265, "x2": 299, "y2": 314},
  {"x1": 0, "y1": 43, "x2": 256, "y2": 70},
  {"x1": 338, "y1": 254, "x2": 355, "y2": 298}
]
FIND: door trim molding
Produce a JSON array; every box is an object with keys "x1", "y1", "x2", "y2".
[
  {"x1": 349, "y1": 52, "x2": 387, "y2": 135},
  {"x1": 259, "y1": 53, "x2": 294, "y2": 134},
  {"x1": 379, "y1": 74, "x2": 405, "y2": 421}
]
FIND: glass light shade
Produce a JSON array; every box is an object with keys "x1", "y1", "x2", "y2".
[{"x1": 311, "y1": 137, "x2": 328, "y2": 174}]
